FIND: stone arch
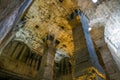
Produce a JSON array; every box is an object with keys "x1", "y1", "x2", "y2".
[{"x1": 54, "y1": 57, "x2": 72, "y2": 80}]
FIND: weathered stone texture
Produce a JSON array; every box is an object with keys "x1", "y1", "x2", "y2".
[
  {"x1": 15, "y1": 0, "x2": 75, "y2": 56},
  {"x1": 90, "y1": 23, "x2": 120, "y2": 80},
  {"x1": 88, "y1": 0, "x2": 120, "y2": 73}
]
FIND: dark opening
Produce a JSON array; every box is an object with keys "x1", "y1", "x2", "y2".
[
  {"x1": 59, "y1": 0, "x2": 63, "y2": 3},
  {"x1": 35, "y1": 25, "x2": 39, "y2": 29},
  {"x1": 60, "y1": 26, "x2": 64, "y2": 29},
  {"x1": 55, "y1": 40, "x2": 60, "y2": 46},
  {"x1": 63, "y1": 44, "x2": 67, "y2": 48}
]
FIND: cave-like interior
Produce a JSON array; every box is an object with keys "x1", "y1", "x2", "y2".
[{"x1": 0, "y1": 0, "x2": 120, "y2": 80}]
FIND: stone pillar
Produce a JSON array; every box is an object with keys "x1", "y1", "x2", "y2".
[
  {"x1": 12, "y1": 43, "x2": 24, "y2": 59},
  {"x1": 37, "y1": 39, "x2": 56, "y2": 80},
  {"x1": 69, "y1": 10, "x2": 106, "y2": 79},
  {"x1": 19, "y1": 45, "x2": 28, "y2": 61}
]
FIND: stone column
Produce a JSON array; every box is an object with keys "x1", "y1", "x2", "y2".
[
  {"x1": 69, "y1": 10, "x2": 106, "y2": 79},
  {"x1": 37, "y1": 39, "x2": 56, "y2": 80}
]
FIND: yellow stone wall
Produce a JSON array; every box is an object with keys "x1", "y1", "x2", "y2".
[{"x1": 15, "y1": 0, "x2": 78, "y2": 56}]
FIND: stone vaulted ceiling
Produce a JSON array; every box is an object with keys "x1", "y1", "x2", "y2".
[
  {"x1": 14, "y1": 0, "x2": 104, "y2": 56},
  {"x1": 12, "y1": 0, "x2": 120, "y2": 62},
  {"x1": 15, "y1": 0, "x2": 78, "y2": 56},
  {"x1": 0, "y1": 0, "x2": 120, "y2": 79}
]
